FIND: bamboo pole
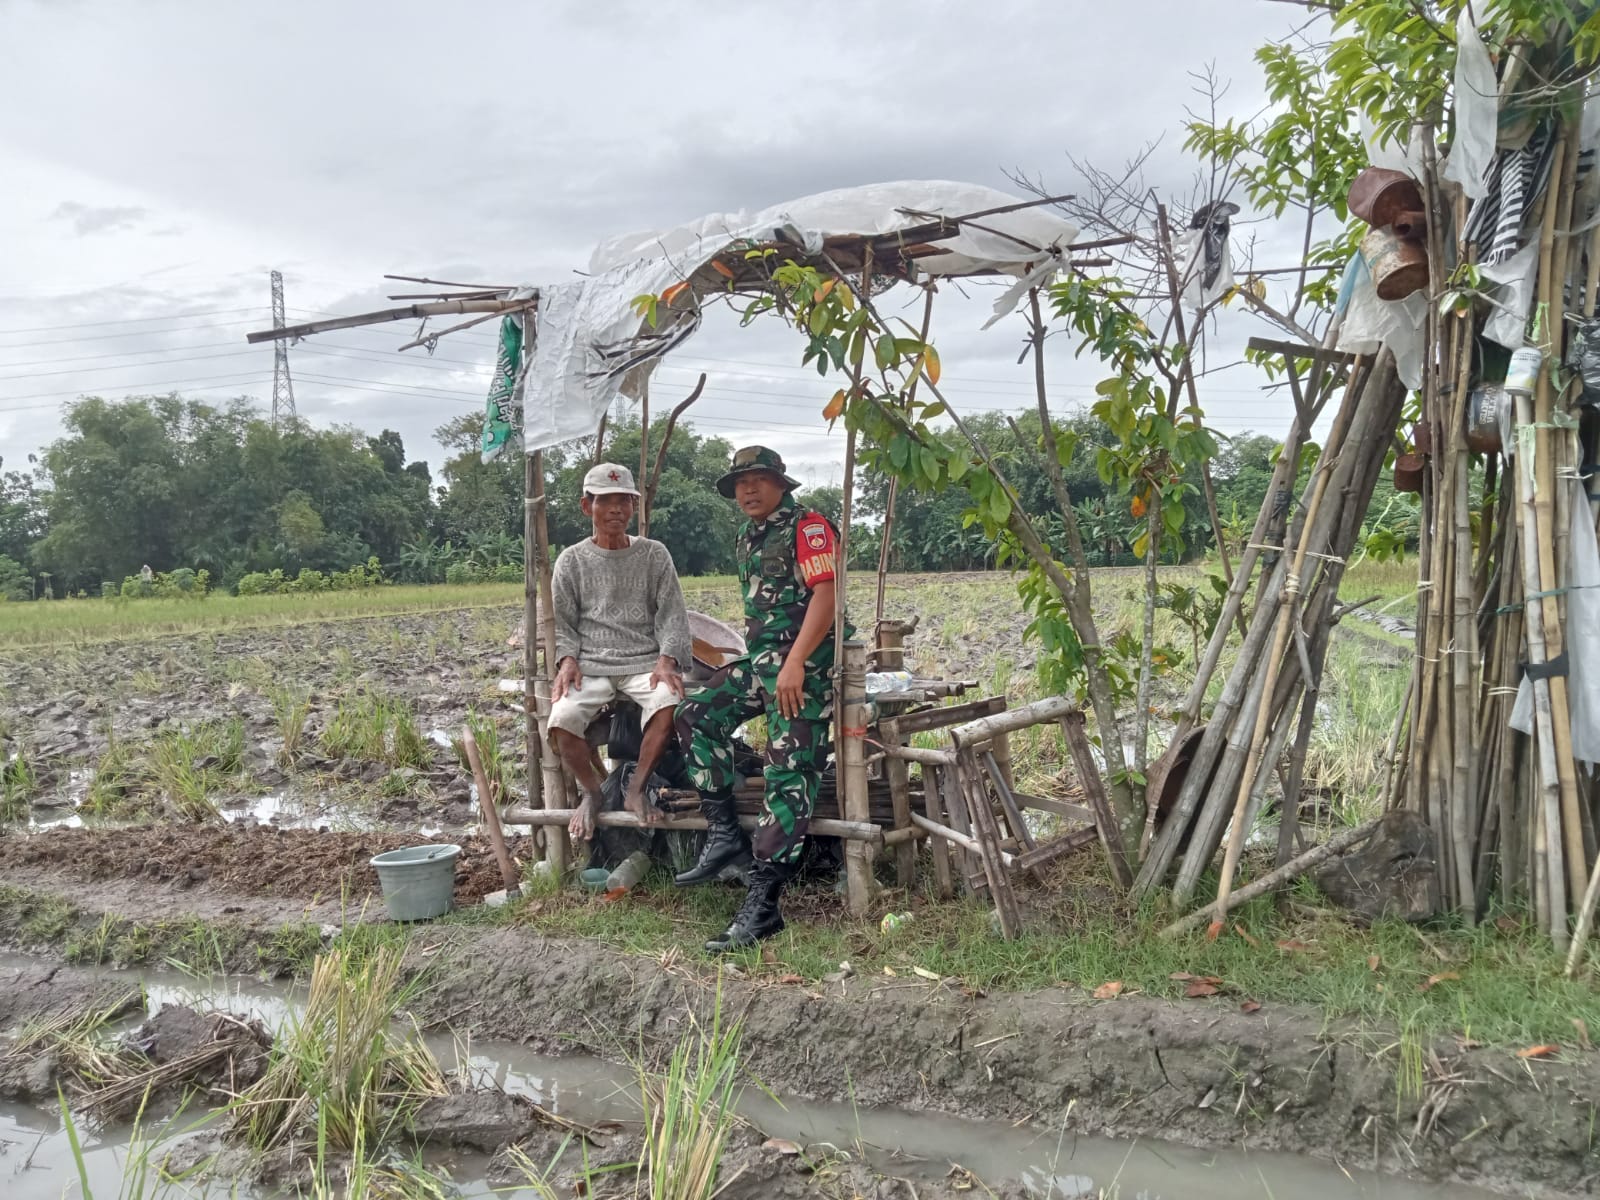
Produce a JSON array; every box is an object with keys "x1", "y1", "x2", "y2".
[
  {"x1": 530, "y1": 447, "x2": 569, "y2": 876},
  {"x1": 923, "y1": 764, "x2": 955, "y2": 900},
  {"x1": 464, "y1": 729, "x2": 521, "y2": 896},
  {"x1": 523, "y1": 451, "x2": 544, "y2": 821},
  {"x1": 1515, "y1": 386, "x2": 1569, "y2": 949},
  {"x1": 503, "y1": 807, "x2": 883, "y2": 842},
  {"x1": 877, "y1": 622, "x2": 917, "y2": 888},
  {"x1": 909, "y1": 812, "x2": 1017, "y2": 867},
  {"x1": 1159, "y1": 819, "x2": 1381, "y2": 938},
  {"x1": 839, "y1": 640, "x2": 875, "y2": 916}
]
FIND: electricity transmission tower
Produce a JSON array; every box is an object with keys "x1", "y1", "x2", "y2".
[{"x1": 269, "y1": 270, "x2": 296, "y2": 425}]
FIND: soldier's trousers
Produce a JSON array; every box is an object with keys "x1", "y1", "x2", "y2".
[{"x1": 675, "y1": 654, "x2": 830, "y2": 865}]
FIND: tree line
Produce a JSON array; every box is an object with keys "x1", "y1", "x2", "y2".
[{"x1": 0, "y1": 392, "x2": 1415, "y2": 600}]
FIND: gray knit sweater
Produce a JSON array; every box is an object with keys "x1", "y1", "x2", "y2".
[{"x1": 551, "y1": 537, "x2": 692, "y2": 677}]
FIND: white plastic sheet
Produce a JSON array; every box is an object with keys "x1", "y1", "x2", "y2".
[
  {"x1": 1442, "y1": 4, "x2": 1496, "y2": 201},
  {"x1": 1481, "y1": 241, "x2": 1540, "y2": 350},
  {"x1": 522, "y1": 181, "x2": 1079, "y2": 452},
  {"x1": 1566, "y1": 480, "x2": 1600, "y2": 764},
  {"x1": 1335, "y1": 252, "x2": 1428, "y2": 388}
]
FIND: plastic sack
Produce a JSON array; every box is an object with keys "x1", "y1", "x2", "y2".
[
  {"x1": 1336, "y1": 253, "x2": 1426, "y2": 387},
  {"x1": 1442, "y1": 4, "x2": 1496, "y2": 201}
]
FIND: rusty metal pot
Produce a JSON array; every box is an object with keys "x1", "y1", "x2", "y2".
[
  {"x1": 1391, "y1": 210, "x2": 1428, "y2": 240},
  {"x1": 1413, "y1": 421, "x2": 1433, "y2": 456},
  {"x1": 1349, "y1": 167, "x2": 1425, "y2": 228},
  {"x1": 1467, "y1": 384, "x2": 1506, "y2": 454},
  {"x1": 1361, "y1": 227, "x2": 1429, "y2": 301},
  {"x1": 1393, "y1": 452, "x2": 1427, "y2": 493}
]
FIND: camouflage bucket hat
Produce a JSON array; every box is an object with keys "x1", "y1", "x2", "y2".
[{"x1": 716, "y1": 445, "x2": 801, "y2": 498}]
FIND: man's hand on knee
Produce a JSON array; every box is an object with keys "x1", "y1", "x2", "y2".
[
  {"x1": 553, "y1": 657, "x2": 582, "y2": 703},
  {"x1": 649, "y1": 654, "x2": 684, "y2": 699}
]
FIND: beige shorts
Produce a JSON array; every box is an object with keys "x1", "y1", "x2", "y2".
[{"x1": 547, "y1": 671, "x2": 679, "y2": 736}]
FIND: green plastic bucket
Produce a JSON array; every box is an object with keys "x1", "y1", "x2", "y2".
[{"x1": 370, "y1": 844, "x2": 460, "y2": 921}]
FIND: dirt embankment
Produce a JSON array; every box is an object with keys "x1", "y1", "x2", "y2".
[
  {"x1": 0, "y1": 838, "x2": 1595, "y2": 1198},
  {"x1": 413, "y1": 928, "x2": 1599, "y2": 1198}
]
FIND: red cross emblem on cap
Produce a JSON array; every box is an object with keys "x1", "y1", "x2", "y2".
[{"x1": 608, "y1": 470, "x2": 620, "y2": 482}]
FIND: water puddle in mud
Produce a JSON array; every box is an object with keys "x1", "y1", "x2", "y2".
[{"x1": 0, "y1": 958, "x2": 1511, "y2": 1200}]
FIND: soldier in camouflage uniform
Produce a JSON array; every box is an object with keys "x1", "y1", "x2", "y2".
[{"x1": 673, "y1": 445, "x2": 846, "y2": 952}]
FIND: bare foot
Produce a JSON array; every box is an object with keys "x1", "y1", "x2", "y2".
[
  {"x1": 623, "y1": 779, "x2": 658, "y2": 826},
  {"x1": 568, "y1": 794, "x2": 599, "y2": 841}
]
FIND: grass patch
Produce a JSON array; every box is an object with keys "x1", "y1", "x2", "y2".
[
  {"x1": 233, "y1": 946, "x2": 445, "y2": 1152},
  {"x1": 515, "y1": 864, "x2": 1600, "y2": 1049},
  {"x1": 145, "y1": 718, "x2": 245, "y2": 821},
  {"x1": 0, "y1": 583, "x2": 531, "y2": 648},
  {"x1": 637, "y1": 989, "x2": 743, "y2": 1200},
  {"x1": 271, "y1": 683, "x2": 313, "y2": 765},
  {"x1": 450, "y1": 710, "x2": 511, "y2": 805},
  {"x1": 321, "y1": 690, "x2": 432, "y2": 770},
  {"x1": 1, "y1": 744, "x2": 37, "y2": 820}
]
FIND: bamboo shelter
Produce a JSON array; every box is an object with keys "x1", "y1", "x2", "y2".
[{"x1": 246, "y1": 181, "x2": 1133, "y2": 928}]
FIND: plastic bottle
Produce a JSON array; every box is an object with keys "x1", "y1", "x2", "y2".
[
  {"x1": 865, "y1": 670, "x2": 915, "y2": 697},
  {"x1": 605, "y1": 850, "x2": 651, "y2": 892}
]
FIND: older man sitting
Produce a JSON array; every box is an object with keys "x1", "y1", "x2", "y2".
[{"x1": 548, "y1": 462, "x2": 692, "y2": 840}]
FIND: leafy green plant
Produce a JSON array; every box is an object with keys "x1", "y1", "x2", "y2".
[{"x1": 1155, "y1": 574, "x2": 1231, "y2": 665}]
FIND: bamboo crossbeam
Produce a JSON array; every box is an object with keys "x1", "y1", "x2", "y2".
[
  {"x1": 245, "y1": 297, "x2": 531, "y2": 344},
  {"x1": 880, "y1": 744, "x2": 955, "y2": 766},
  {"x1": 951, "y1": 695, "x2": 1078, "y2": 743},
  {"x1": 501, "y1": 807, "x2": 884, "y2": 843},
  {"x1": 877, "y1": 695, "x2": 1005, "y2": 738},
  {"x1": 909, "y1": 812, "x2": 1016, "y2": 867}
]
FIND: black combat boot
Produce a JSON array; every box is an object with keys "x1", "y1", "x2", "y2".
[
  {"x1": 705, "y1": 858, "x2": 791, "y2": 953},
  {"x1": 673, "y1": 791, "x2": 750, "y2": 887}
]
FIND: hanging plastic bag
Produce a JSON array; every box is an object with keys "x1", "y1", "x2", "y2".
[
  {"x1": 1178, "y1": 201, "x2": 1238, "y2": 310},
  {"x1": 1482, "y1": 242, "x2": 1540, "y2": 349},
  {"x1": 1442, "y1": 4, "x2": 1496, "y2": 201}
]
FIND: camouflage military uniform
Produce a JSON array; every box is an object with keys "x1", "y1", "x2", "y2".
[{"x1": 676, "y1": 497, "x2": 847, "y2": 865}]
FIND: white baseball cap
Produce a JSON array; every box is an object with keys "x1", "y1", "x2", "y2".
[{"x1": 583, "y1": 462, "x2": 641, "y2": 497}]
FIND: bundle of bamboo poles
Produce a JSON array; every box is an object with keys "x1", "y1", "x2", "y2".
[
  {"x1": 1135, "y1": 344, "x2": 1404, "y2": 920},
  {"x1": 1149, "y1": 40, "x2": 1600, "y2": 964},
  {"x1": 1395, "y1": 95, "x2": 1600, "y2": 960}
]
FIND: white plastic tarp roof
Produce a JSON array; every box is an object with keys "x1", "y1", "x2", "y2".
[{"x1": 519, "y1": 180, "x2": 1078, "y2": 453}]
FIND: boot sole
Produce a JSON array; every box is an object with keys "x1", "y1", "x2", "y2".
[
  {"x1": 673, "y1": 851, "x2": 752, "y2": 888},
  {"x1": 706, "y1": 918, "x2": 784, "y2": 953}
]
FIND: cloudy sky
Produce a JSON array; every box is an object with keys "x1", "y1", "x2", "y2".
[{"x1": 0, "y1": 0, "x2": 1317, "y2": 490}]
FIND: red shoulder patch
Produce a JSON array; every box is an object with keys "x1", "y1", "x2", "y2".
[{"x1": 801, "y1": 521, "x2": 828, "y2": 551}]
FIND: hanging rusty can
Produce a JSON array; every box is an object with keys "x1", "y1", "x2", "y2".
[
  {"x1": 1413, "y1": 420, "x2": 1433, "y2": 456},
  {"x1": 1360, "y1": 227, "x2": 1429, "y2": 300},
  {"x1": 1348, "y1": 167, "x2": 1425, "y2": 228},
  {"x1": 1467, "y1": 384, "x2": 1505, "y2": 454},
  {"x1": 1393, "y1": 452, "x2": 1427, "y2": 493}
]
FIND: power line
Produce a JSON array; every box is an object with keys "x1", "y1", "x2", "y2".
[{"x1": 0, "y1": 306, "x2": 262, "y2": 334}]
